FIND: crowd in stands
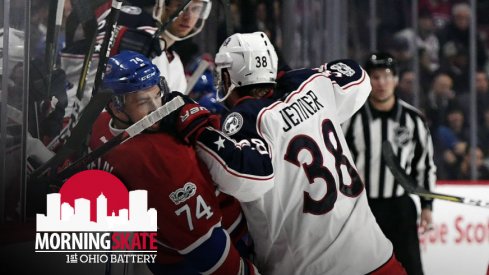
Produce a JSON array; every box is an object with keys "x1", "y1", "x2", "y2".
[
  {"x1": 8, "y1": 0, "x2": 489, "y2": 181},
  {"x1": 368, "y1": 1, "x2": 489, "y2": 180}
]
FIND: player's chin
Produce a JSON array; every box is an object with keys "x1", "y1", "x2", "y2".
[{"x1": 174, "y1": 28, "x2": 192, "y2": 37}]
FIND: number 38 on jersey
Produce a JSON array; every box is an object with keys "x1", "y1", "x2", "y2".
[{"x1": 284, "y1": 119, "x2": 364, "y2": 215}]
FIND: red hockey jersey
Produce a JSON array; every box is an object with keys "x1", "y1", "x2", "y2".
[{"x1": 89, "y1": 112, "x2": 251, "y2": 274}]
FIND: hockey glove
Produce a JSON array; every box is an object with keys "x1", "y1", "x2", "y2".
[
  {"x1": 166, "y1": 92, "x2": 220, "y2": 144},
  {"x1": 111, "y1": 27, "x2": 163, "y2": 58}
]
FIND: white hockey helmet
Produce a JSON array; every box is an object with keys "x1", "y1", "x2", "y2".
[
  {"x1": 215, "y1": 31, "x2": 278, "y2": 102},
  {"x1": 162, "y1": 0, "x2": 212, "y2": 41},
  {"x1": 0, "y1": 28, "x2": 25, "y2": 75}
]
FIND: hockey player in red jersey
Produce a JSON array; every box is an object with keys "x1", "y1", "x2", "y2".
[
  {"x1": 89, "y1": 51, "x2": 258, "y2": 274},
  {"x1": 168, "y1": 32, "x2": 408, "y2": 274}
]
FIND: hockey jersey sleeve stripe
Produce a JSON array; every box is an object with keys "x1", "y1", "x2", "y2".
[
  {"x1": 179, "y1": 221, "x2": 222, "y2": 254},
  {"x1": 284, "y1": 74, "x2": 325, "y2": 103},
  {"x1": 339, "y1": 69, "x2": 367, "y2": 91},
  {"x1": 196, "y1": 129, "x2": 274, "y2": 202},
  {"x1": 324, "y1": 59, "x2": 365, "y2": 88},
  {"x1": 197, "y1": 143, "x2": 274, "y2": 181},
  {"x1": 226, "y1": 212, "x2": 243, "y2": 235},
  {"x1": 197, "y1": 128, "x2": 274, "y2": 179},
  {"x1": 170, "y1": 224, "x2": 251, "y2": 275},
  {"x1": 185, "y1": 226, "x2": 231, "y2": 274}
]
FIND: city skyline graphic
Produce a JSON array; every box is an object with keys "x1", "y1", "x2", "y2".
[{"x1": 37, "y1": 190, "x2": 157, "y2": 232}]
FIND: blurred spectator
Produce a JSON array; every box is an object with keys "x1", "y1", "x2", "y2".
[
  {"x1": 394, "y1": 9, "x2": 440, "y2": 72},
  {"x1": 458, "y1": 147, "x2": 489, "y2": 180},
  {"x1": 377, "y1": 0, "x2": 412, "y2": 52},
  {"x1": 434, "y1": 105, "x2": 469, "y2": 179},
  {"x1": 424, "y1": 72, "x2": 456, "y2": 129},
  {"x1": 386, "y1": 36, "x2": 413, "y2": 73},
  {"x1": 419, "y1": 48, "x2": 437, "y2": 94},
  {"x1": 30, "y1": 0, "x2": 49, "y2": 60},
  {"x1": 272, "y1": 0, "x2": 282, "y2": 48},
  {"x1": 439, "y1": 40, "x2": 470, "y2": 93},
  {"x1": 396, "y1": 70, "x2": 415, "y2": 105},
  {"x1": 418, "y1": 10, "x2": 441, "y2": 71},
  {"x1": 479, "y1": 109, "x2": 489, "y2": 156},
  {"x1": 437, "y1": 3, "x2": 488, "y2": 76},
  {"x1": 217, "y1": 1, "x2": 243, "y2": 47},
  {"x1": 419, "y1": 0, "x2": 453, "y2": 29},
  {"x1": 457, "y1": 70, "x2": 489, "y2": 125},
  {"x1": 241, "y1": 0, "x2": 277, "y2": 44},
  {"x1": 255, "y1": 1, "x2": 269, "y2": 34}
]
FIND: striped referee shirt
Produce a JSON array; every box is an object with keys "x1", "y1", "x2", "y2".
[{"x1": 341, "y1": 98, "x2": 436, "y2": 209}]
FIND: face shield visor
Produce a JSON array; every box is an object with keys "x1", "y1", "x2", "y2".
[{"x1": 163, "y1": 0, "x2": 212, "y2": 41}]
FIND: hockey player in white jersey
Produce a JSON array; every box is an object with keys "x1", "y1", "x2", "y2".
[
  {"x1": 151, "y1": 0, "x2": 212, "y2": 93},
  {"x1": 170, "y1": 32, "x2": 407, "y2": 274}
]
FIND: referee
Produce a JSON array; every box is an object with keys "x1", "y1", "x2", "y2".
[{"x1": 342, "y1": 53, "x2": 436, "y2": 275}]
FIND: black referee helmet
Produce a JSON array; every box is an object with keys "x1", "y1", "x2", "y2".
[{"x1": 364, "y1": 52, "x2": 398, "y2": 76}]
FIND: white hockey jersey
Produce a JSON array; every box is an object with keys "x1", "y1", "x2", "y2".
[
  {"x1": 152, "y1": 49, "x2": 188, "y2": 94},
  {"x1": 195, "y1": 60, "x2": 393, "y2": 275}
]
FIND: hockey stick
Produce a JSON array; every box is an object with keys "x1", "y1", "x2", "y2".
[
  {"x1": 92, "y1": 0, "x2": 124, "y2": 97},
  {"x1": 47, "y1": 0, "x2": 105, "y2": 151},
  {"x1": 31, "y1": 0, "x2": 192, "y2": 179},
  {"x1": 30, "y1": 0, "x2": 124, "y2": 179},
  {"x1": 55, "y1": 96, "x2": 184, "y2": 180},
  {"x1": 30, "y1": 90, "x2": 113, "y2": 178},
  {"x1": 382, "y1": 141, "x2": 489, "y2": 208},
  {"x1": 45, "y1": 0, "x2": 65, "y2": 99},
  {"x1": 73, "y1": 0, "x2": 99, "y2": 101},
  {"x1": 185, "y1": 60, "x2": 210, "y2": 94}
]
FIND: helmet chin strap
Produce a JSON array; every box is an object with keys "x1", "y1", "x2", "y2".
[
  {"x1": 106, "y1": 104, "x2": 134, "y2": 128},
  {"x1": 161, "y1": 32, "x2": 176, "y2": 49},
  {"x1": 162, "y1": 19, "x2": 206, "y2": 44},
  {"x1": 116, "y1": 109, "x2": 134, "y2": 126}
]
